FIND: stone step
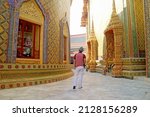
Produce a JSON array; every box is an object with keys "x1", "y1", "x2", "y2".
[
  {"x1": 122, "y1": 70, "x2": 146, "y2": 78},
  {"x1": 95, "y1": 67, "x2": 104, "y2": 74},
  {"x1": 122, "y1": 65, "x2": 146, "y2": 70}
]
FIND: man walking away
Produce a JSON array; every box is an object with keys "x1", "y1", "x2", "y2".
[{"x1": 73, "y1": 47, "x2": 86, "y2": 89}]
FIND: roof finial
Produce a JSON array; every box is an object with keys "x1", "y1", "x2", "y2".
[
  {"x1": 91, "y1": 17, "x2": 95, "y2": 34},
  {"x1": 92, "y1": 18, "x2": 94, "y2": 30},
  {"x1": 89, "y1": 18, "x2": 96, "y2": 39},
  {"x1": 112, "y1": 0, "x2": 117, "y2": 13}
]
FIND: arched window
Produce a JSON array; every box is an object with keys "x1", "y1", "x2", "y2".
[
  {"x1": 16, "y1": 0, "x2": 44, "y2": 64},
  {"x1": 59, "y1": 14, "x2": 70, "y2": 64}
]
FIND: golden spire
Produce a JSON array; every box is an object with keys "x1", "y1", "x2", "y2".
[
  {"x1": 90, "y1": 18, "x2": 95, "y2": 38},
  {"x1": 91, "y1": 19, "x2": 94, "y2": 32},
  {"x1": 90, "y1": 18, "x2": 96, "y2": 39},
  {"x1": 112, "y1": 0, "x2": 117, "y2": 15}
]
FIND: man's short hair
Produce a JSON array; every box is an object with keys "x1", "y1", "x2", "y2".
[{"x1": 79, "y1": 47, "x2": 84, "y2": 52}]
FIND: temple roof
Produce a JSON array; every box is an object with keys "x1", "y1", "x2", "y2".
[{"x1": 104, "y1": 0, "x2": 123, "y2": 33}]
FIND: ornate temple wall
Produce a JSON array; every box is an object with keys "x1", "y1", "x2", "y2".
[
  {"x1": 40, "y1": 0, "x2": 71, "y2": 64},
  {"x1": 0, "y1": 0, "x2": 73, "y2": 89},
  {"x1": 121, "y1": 0, "x2": 146, "y2": 78},
  {"x1": 122, "y1": 0, "x2": 145, "y2": 58},
  {"x1": 144, "y1": 0, "x2": 150, "y2": 77},
  {"x1": 0, "y1": 0, "x2": 71, "y2": 64}
]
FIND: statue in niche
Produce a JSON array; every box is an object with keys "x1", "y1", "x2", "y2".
[{"x1": 23, "y1": 36, "x2": 32, "y2": 57}]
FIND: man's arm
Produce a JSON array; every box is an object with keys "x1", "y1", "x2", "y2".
[
  {"x1": 73, "y1": 54, "x2": 76, "y2": 68},
  {"x1": 83, "y1": 54, "x2": 86, "y2": 68}
]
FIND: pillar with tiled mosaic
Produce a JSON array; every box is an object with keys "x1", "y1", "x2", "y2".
[
  {"x1": 122, "y1": 0, "x2": 129, "y2": 58},
  {"x1": 144, "y1": 0, "x2": 150, "y2": 77},
  {"x1": 129, "y1": 0, "x2": 139, "y2": 57},
  {"x1": 134, "y1": 0, "x2": 145, "y2": 57},
  {"x1": 126, "y1": 0, "x2": 134, "y2": 57}
]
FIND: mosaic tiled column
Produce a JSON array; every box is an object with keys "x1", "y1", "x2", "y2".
[
  {"x1": 126, "y1": 0, "x2": 134, "y2": 57},
  {"x1": 144, "y1": 0, "x2": 150, "y2": 77},
  {"x1": 112, "y1": 30, "x2": 123, "y2": 77},
  {"x1": 134, "y1": 0, "x2": 145, "y2": 57}
]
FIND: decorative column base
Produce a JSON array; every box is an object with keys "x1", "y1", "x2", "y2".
[
  {"x1": 95, "y1": 60, "x2": 106, "y2": 74},
  {"x1": 112, "y1": 60, "x2": 122, "y2": 77},
  {"x1": 89, "y1": 60, "x2": 97, "y2": 72}
]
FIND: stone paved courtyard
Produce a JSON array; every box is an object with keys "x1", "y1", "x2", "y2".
[{"x1": 0, "y1": 70, "x2": 150, "y2": 100}]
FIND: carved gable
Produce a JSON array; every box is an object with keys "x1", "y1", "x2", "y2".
[{"x1": 19, "y1": 0, "x2": 44, "y2": 24}]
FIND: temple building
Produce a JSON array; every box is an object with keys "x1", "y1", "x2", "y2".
[
  {"x1": 0, "y1": 0, "x2": 73, "y2": 89},
  {"x1": 81, "y1": 0, "x2": 150, "y2": 78},
  {"x1": 1, "y1": 0, "x2": 150, "y2": 90}
]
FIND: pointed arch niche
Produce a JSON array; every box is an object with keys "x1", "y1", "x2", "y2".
[
  {"x1": 59, "y1": 15, "x2": 70, "y2": 64},
  {"x1": 15, "y1": 0, "x2": 48, "y2": 64}
]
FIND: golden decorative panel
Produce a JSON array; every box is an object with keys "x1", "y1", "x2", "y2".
[
  {"x1": 0, "y1": 64, "x2": 73, "y2": 89},
  {"x1": 134, "y1": 0, "x2": 145, "y2": 51},
  {"x1": 19, "y1": 0, "x2": 44, "y2": 25},
  {"x1": 0, "y1": 0, "x2": 9, "y2": 63},
  {"x1": 39, "y1": 0, "x2": 71, "y2": 64}
]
